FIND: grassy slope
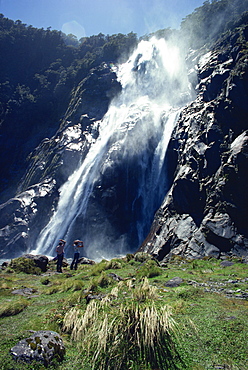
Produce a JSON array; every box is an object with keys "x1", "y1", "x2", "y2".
[{"x1": 0, "y1": 255, "x2": 247, "y2": 370}]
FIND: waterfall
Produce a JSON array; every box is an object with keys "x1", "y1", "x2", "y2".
[{"x1": 33, "y1": 37, "x2": 193, "y2": 260}]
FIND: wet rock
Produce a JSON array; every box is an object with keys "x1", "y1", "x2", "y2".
[
  {"x1": 0, "y1": 180, "x2": 57, "y2": 259},
  {"x1": 203, "y1": 213, "x2": 235, "y2": 240},
  {"x1": 140, "y1": 25, "x2": 248, "y2": 260}
]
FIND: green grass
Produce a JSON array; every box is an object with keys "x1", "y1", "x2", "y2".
[
  {"x1": 0, "y1": 255, "x2": 247, "y2": 369},
  {"x1": 0, "y1": 297, "x2": 30, "y2": 317}
]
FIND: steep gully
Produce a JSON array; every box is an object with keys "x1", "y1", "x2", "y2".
[{"x1": 0, "y1": 26, "x2": 248, "y2": 261}]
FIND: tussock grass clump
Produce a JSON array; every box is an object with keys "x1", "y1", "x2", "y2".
[
  {"x1": 176, "y1": 286, "x2": 204, "y2": 301},
  {"x1": 0, "y1": 298, "x2": 29, "y2": 317},
  {"x1": 63, "y1": 290, "x2": 88, "y2": 307},
  {"x1": 90, "y1": 259, "x2": 123, "y2": 277},
  {"x1": 134, "y1": 252, "x2": 153, "y2": 263},
  {"x1": 90, "y1": 260, "x2": 109, "y2": 276},
  {"x1": 63, "y1": 279, "x2": 84, "y2": 292},
  {"x1": 136, "y1": 259, "x2": 162, "y2": 279},
  {"x1": 63, "y1": 300, "x2": 99, "y2": 335},
  {"x1": 63, "y1": 278, "x2": 179, "y2": 370},
  {"x1": 97, "y1": 272, "x2": 113, "y2": 288},
  {"x1": 132, "y1": 277, "x2": 158, "y2": 302},
  {"x1": 125, "y1": 253, "x2": 134, "y2": 261},
  {"x1": 45, "y1": 278, "x2": 84, "y2": 294},
  {"x1": 87, "y1": 272, "x2": 114, "y2": 292},
  {"x1": 0, "y1": 278, "x2": 15, "y2": 290},
  {"x1": 105, "y1": 259, "x2": 122, "y2": 269}
]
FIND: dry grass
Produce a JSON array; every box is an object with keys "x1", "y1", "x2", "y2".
[
  {"x1": 63, "y1": 278, "x2": 178, "y2": 369},
  {"x1": 132, "y1": 277, "x2": 158, "y2": 301}
]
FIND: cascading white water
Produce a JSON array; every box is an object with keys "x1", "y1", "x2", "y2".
[{"x1": 33, "y1": 37, "x2": 193, "y2": 260}]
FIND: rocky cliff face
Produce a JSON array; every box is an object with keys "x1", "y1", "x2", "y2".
[
  {"x1": 139, "y1": 24, "x2": 248, "y2": 260},
  {"x1": 0, "y1": 63, "x2": 121, "y2": 258},
  {"x1": 0, "y1": 23, "x2": 248, "y2": 260}
]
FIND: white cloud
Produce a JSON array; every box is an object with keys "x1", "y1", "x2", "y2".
[{"x1": 62, "y1": 20, "x2": 86, "y2": 39}]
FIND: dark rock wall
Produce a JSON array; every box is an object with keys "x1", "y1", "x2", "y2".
[{"x1": 139, "y1": 25, "x2": 248, "y2": 260}]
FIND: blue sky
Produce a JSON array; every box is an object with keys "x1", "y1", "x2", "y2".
[{"x1": 0, "y1": 0, "x2": 204, "y2": 39}]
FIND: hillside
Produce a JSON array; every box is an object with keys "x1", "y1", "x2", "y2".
[{"x1": 0, "y1": 254, "x2": 247, "y2": 369}]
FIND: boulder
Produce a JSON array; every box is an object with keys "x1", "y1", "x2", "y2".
[
  {"x1": 220, "y1": 260, "x2": 234, "y2": 267},
  {"x1": 22, "y1": 254, "x2": 49, "y2": 272},
  {"x1": 78, "y1": 256, "x2": 96, "y2": 265},
  {"x1": 1, "y1": 261, "x2": 8, "y2": 269},
  {"x1": 10, "y1": 330, "x2": 65, "y2": 366},
  {"x1": 108, "y1": 272, "x2": 124, "y2": 281},
  {"x1": 12, "y1": 287, "x2": 38, "y2": 297},
  {"x1": 85, "y1": 293, "x2": 106, "y2": 304},
  {"x1": 165, "y1": 277, "x2": 184, "y2": 287}
]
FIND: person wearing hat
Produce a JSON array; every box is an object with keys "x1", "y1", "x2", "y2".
[
  {"x1": 56, "y1": 239, "x2": 66, "y2": 273},
  {"x1": 70, "y1": 239, "x2": 84, "y2": 270}
]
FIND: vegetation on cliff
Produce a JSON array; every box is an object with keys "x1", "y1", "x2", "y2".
[
  {"x1": 0, "y1": 15, "x2": 137, "y2": 199},
  {"x1": 181, "y1": 0, "x2": 248, "y2": 47}
]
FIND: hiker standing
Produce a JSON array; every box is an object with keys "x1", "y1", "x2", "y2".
[
  {"x1": 56, "y1": 239, "x2": 66, "y2": 273},
  {"x1": 70, "y1": 240, "x2": 84, "y2": 270}
]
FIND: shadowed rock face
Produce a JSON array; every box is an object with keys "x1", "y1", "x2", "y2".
[{"x1": 139, "y1": 25, "x2": 248, "y2": 260}]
